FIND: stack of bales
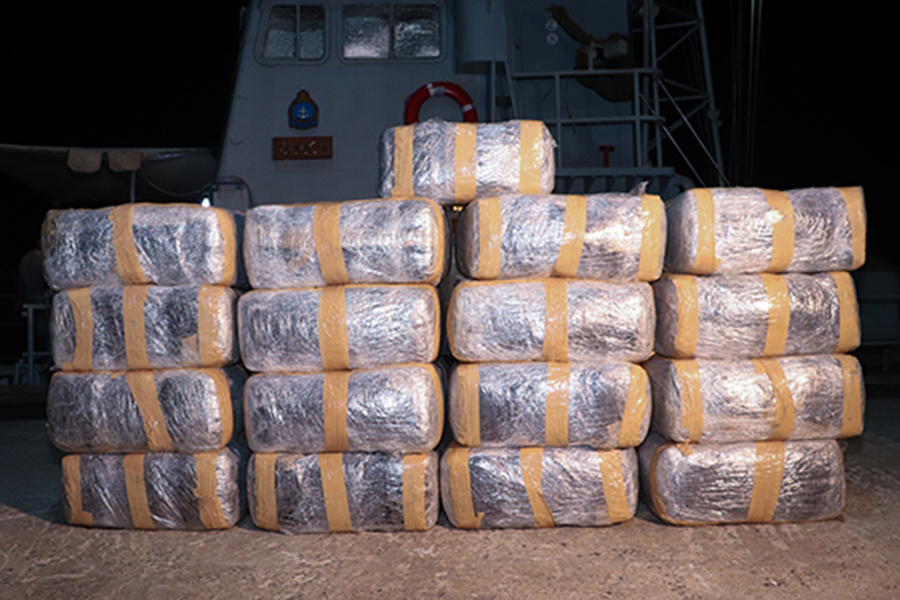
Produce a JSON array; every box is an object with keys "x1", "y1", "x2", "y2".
[
  {"x1": 43, "y1": 204, "x2": 245, "y2": 530},
  {"x1": 642, "y1": 186, "x2": 866, "y2": 525},
  {"x1": 240, "y1": 198, "x2": 447, "y2": 533}
]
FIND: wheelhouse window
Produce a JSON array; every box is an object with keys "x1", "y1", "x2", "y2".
[
  {"x1": 342, "y1": 2, "x2": 442, "y2": 60},
  {"x1": 260, "y1": 3, "x2": 326, "y2": 62}
]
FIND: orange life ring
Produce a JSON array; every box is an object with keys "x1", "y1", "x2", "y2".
[{"x1": 405, "y1": 82, "x2": 478, "y2": 124}]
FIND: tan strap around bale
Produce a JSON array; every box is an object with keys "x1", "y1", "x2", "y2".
[
  {"x1": 62, "y1": 288, "x2": 94, "y2": 371},
  {"x1": 544, "y1": 362, "x2": 570, "y2": 446},
  {"x1": 392, "y1": 125, "x2": 415, "y2": 197},
  {"x1": 830, "y1": 271, "x2": 860, "y2": 353},
  {"x1": 519, "y1": 121, "x2": 544, "y2": 194},
  {"x1": 636, "y1": 195, "x2": 664, "y2": 282},
  {"x1": 456, "y1": 364, "x2": 481, "y2": 446},
  {"x1": 446, "y1": 444, "x2": 483, "y2": 529},
  {"x1": 476, "y1": 198, "x2": 503, "y2": 280},
  {"x1": 317, "y1": 286, "x2": 351, "y2": 371},
  {"x1": 454, "y1": 123, "x2": 478, "y2": 200},
  {"x1": 618, "y1": 365, "x2": 648, "y2": 447},
  {"x1": 254, "y1": 453, "x2": 279, "y2": 531},
  {"x1": 319, "y1": 453, "x2": 353, "y2": 533},
  {"x1": 691, "y1": 189, "x2": 719, "y2": 274},
  {"x1": 62, "y1": 455, "x2": 92, "y2": 526},
  {"x1": 646, "y1": 444, "x2": 674, "y2": 524},
  {"x1": 759, "y1": 274, "x2": 790, "y2": 358},
  {"x1": 838, "y1": 187, "x2": 866, "y2": 270},
  {"x1": 126, "y1": 371, "x2": 175, "y2": 452},
  {"x1": 323, "y1": 371, "x2": 350, "y2": 452},
  {"x1": 597, "y1": 450, "x2": 631, "y2": 524},
  {"x1": 313, "y1": 203, "x2": 349, "y2": 285},
  {"x1": 837, "y1": 354, "x2": 863, "y2": 438},
  {"x1": 553, "y1": 195, "x2": 587, "y2": 278},
  {"x1": 402, "y1": 454, "x2": 429, "y2": 531},
  {"x1": 197, "y1": 286, "x2": 225, "y2": 367},
  {"x1": 197, "y1": 368, "x2": 234, "y2": 449},
  {"x1": 763, "y1": 189, "x2": 795, "y2": 272},
  {"x1": 109, "y1": 204, "x2": 148, "y2": 284},
  {"x1": 212, "y1": 208, "x2": 237, "y2": 285},
  {"x1": 669, "y1": 275, "x2": 699, "y2": 358},
  {"x1": 123, "y1": 453, "x2": 154, "y2": 529},
  {"x1": 675, "y1": 359, "x2": 704, "y2": 443},
  {"x1": 520, "y1": 448, "x2": 555, "y2": 528},
  {"x1": 123, "y1": 286, "x2": 151, "y2": 370},
  {"x1": 194, "y1": 452, "x2": 229, "y2": 530},
  {"x1": 750, "y1": 358, "x2": 795, "y2": 440},
  {"x1": 542, "y1": 279, "x2": 569, "y2": 362},
  {"x1": 746, "y1": 441, "x2": 786, "y2": 523}
]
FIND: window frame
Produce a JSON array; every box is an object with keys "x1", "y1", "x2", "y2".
[
  {"x1": 255, "y1": 1, "x2": 330, "y2": 66},
  {"x1": 337, "y1": 0, "x2": 446, "y2": 64}
]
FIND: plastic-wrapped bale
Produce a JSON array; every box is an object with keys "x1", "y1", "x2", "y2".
[
  {"x1": 42, "y1": 203, "x2": 243, "y2": 290},
  {"x1": 62, "y1": 448, "x2": 243, "y2": 530},
  {"x1": 248, "y1": 451, "x2": 438, "y2": 533},
  {"x1": 48, "y1": 367, "x2": 246, "y2": 454},
  {"x1": 245, "y1": 363, "x2": 443, "y2": 453},
  {"x1": 441, "y1": 444, "x2": 638, "y2": 529},
  {"x1": 653, "y1": 272, "x2": 859, "y2": 359},
  {"x1": 378, "y1": 119, "x2": 556, "y2": 205},
  {"x1": 646, "y1": 355, "x2": 864, "y2": 444},
  {"x1": 239, "y1": 284, "x2": 439, "y2": 372},
  {"x1": 449, "y1": 362, "x2": 650, "y2": 448},
  {"x1": 665, "y1": 186, "x2": 866, "y2": 275},
  {"x1": 448, "y1": 279, "x2": 654, "y2": 363},
  {"x1": 639, "y1": 434, "x2": 846, "y2": 525},
  {"x1": 244, "y1": 198, "x2": 448, "y2": 289},
  {"x1": 456, "y1": 193, "x2": 665, "y2": 282},
  {"x1": 52, "y1": 285, "x2": 237, "y2": 371}
]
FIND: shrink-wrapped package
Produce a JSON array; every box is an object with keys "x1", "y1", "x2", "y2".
[
  {"x1": 448, "y1": 279, "x2": 654, "y2": 363},
  {"x1": 378, "y1": 119, "x2": 556, "y2": 204},
  {"x1": 456, "y1": 193, "x2": 665, "y2": 282},
  {"x1": 646, "y1": 355, "x2": 864, "y2": 443},
  {"x1": 441, "y1": 444, "x2": 638, "y2": 529},
  {"x1": 639, "y1": 434, "x2": 846, "y2": 525},
  {"x1": 245, "y1": 363, "x2": 443, "y2": 453},
  {"x1": 449, "y1": 362, "x2": 650, "y2": 448},
  {"x1": 248, "y1": 451, "x2": 438, "y2": 533},
  {"x1": 48, "y1": 367, "x2": 246, "y2": 453},
  {"x1": 62, "y1": 448, "x2": 243, "y2": 530},
  {"x1": 653, "y1": 272, "x2": 859, "y2": 359},
  {"x1": 42, "y1": 203, "x2": 242, "y2": 290},
  {"x1": 244, "y1": 198, "x2": 448, "y2": 289},
  {"x1": 239, "y1": 284, "x2": 439, "y2": 372},
  {"x1": 665, "y1": 186, "x2": 866, "y2": 275},
  {"x1": 52, "y1": 285, "x2": 237, "y2": 371}
]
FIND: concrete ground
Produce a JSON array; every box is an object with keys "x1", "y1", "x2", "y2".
[{"x1": 1, "y1": 386, "x2": 899, "y2": 599}]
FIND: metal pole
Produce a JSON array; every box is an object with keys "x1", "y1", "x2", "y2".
[{"x1": 695, "y1": 0, "x2": 726, "y2": 184}]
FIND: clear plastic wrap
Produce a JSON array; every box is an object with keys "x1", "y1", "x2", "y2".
[
  {"x1": 665, "y1": 186, "x2": 866, "y2": 275},
  {"x1": 239, "y1": 284, "x2": 439, "y2": 372},
  {"x1": 449, "y1": 362, "x2": 650, "y2": 448},
  {"x1": 448, "y1": 279, "x2": 655, "y2": 363},
  {"x1": 42, "y1": 203, "x2": 243, "y2": 290},
  {"x1": 52, "y1": 285, "x2": 237, "y2": 371},
  {"x1": 653, "y1": 272, "x2": 859, "y2": 359},
  {"x1": 441, "y1": 444, "x2": 638, "y2": 529},
  {"x1": 639, "y1": 433, "x2": 846, "y2": 525},
  {"x1": 244, "y1": 198, "x2": 447, "y2": 289},
  {"x1": 456, "y1": 193, "x2": 665, "y2": 282},
  {"x1": 48, "y1": 367, "x2": 246, "y2": 454},
  {"x1": 61, "y1": 448, "x2": 243, "y2": 530},
  {"x1": 645, "y1": 355, "x2": 864, "y2": 443},
  {"x1": 248, "y1": 451, "x2": 438, "y2": 533},
  {"x1": 245, "y1": 363, "x2": 443, "y2": 453},
  {"x1": 378, "y1": 119, "x2": 556, "y2": 205}
]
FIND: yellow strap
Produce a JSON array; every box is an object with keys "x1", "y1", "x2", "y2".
[
  {"x1": 838, "y1": 187, "x2": 866, "y2": 270},
  {"x1": 402, "y1": 454, "x2": 429, "y2": 531},
  {"x1": 323, "y1": 371, "x2": 350, "y2": 452},
  {"x1": 109, "y1": 204, "x2": 147, "y2": 284},
  {"x1": 212, "y1": 208, "x2": 237, "y2": 286},
  {"x1": 831, "y1": 271, "x2": 860, "y2": 353},
  {"x1": 454, "y1": 123, "x2": 478, "y2": 200},
  {"x1": 254, "y1": 453, "x2": 279, "y2": 531},
  {"x1": 544, "y1": 363, "x2": 570, "y2": 446},
  {"x1": 445, "y1": 444, "x2": 483, "y2": 529},
  {"x1": 674, "y1": 360, "x2": 704, "y2": 442},
  {"x1": 126, "y1": 371, "x2": 175, "y2": 452},
  {"x1": 456, "y1": 363, "x2": 481, "y2": 446},
  {"x1": 597, "y1": 450, "x2": 631, "y2": 524},
  {"x1": 197, "y1": 286, "x2": 225, "y2": 366},
  {"x1": 553, "y1": 195, "x2": 587, "y2": 278},
  {"x1": 691, "y1": 189, "x2": 719, "y2": 274},
  {"x1": 519, "y1": 448, "x2": 555, "y2": 528},
  {"x1": 519, "y1": 121, "x2": 543, "y2": 194},
  {"x1": 317, "y1": 286, "x2": 351, "y2": 371},
  {"x1": 313, "y1": 203, "x2": 349, "y2": 285},
  {"x1": 759, "y1": 274, "x2": 790, "y2": 357},
  {"x1": 837, "y1": 354, "x2": 863, "y2": 437},
  {"x1": 62, "y1": 288, "x2": 94, "y2": 371},
  {"x1": 319, "y1": 453, "x2": 353, "y2": 532},
  {"x1": 763, "y1": 189, "x2": 795, "y2": 272},
  {"x1": 123, "y1": 286, "x2": 150, "y2": 370},
  {"x1": 198, "y1": 368, "x2": 234, "y2": 449},
  {"x1": 618, "y1": 365, "x2": 648, "y2": 447},
  {"x1": 746, "y1": 441, "x2": 786, "y2": 523},
  {"x1": 123, "y1": 453, "x2": 154, "y2": 529},
  {"x1": 636, "y1": 194, "x2": 663, "y2": 282},
  {"x1": 669, "y1": 275, "x2": 699, "y2": 358},
  {"x1": 542, "y1": 279, "x2": 569, "y2": 362},
  {"x1": 476, "y1": 198, "x2": 503, "y2": 280},
  {"x1": 751, "y1": 358, "x2": 795, "y2": 440},
  {"x1": 62, "y1": 455, "x2": 92, "y2": 526},
  {"x1": 194, "y1": 451, "x2": 229, "y2": 529},
  {"x1": 392, "y1": 125, "x2": 415, "y2": 197}
]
